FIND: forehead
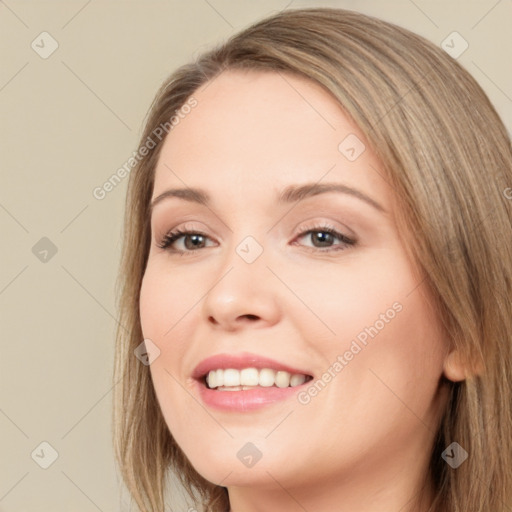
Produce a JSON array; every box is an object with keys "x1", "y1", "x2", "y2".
[{"x1": 153, "y1": 69, "x2": 386, "y2": 207}]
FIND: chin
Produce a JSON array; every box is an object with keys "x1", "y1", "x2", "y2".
[{"x1": 173, "y1": 435, "x2": 298, "y2": 488}]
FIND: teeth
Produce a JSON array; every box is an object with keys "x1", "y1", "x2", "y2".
[
  {"x1": 240, "y1": 368, "x2": 259, "y2": 386},
  {"x1": 259, "y1": 368, "x2": 275, "y2": 387},
  {"x1": 206, "y1": 371, "x2": 216, "y2": 388},
  {"x1": 275, "y1": 371, "x2": 291, "y2": 388},
  {"x1": 205, "y1": 368, "x2": 309, "y2": 390},
  {"x1": 223, "y1": 369, "x2": 240, "y2": 387},
  {"x1": 290, "y1": 374, "x2": 306, "y2": 386}
]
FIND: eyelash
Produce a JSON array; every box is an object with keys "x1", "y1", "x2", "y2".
[{"x1": 156, "y1": 223, "x2": 356, "y2": 256}]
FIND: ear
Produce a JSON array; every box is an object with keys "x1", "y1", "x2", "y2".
[{"x1": 443, "y1": 349, "x2": 484, "y2": 382}]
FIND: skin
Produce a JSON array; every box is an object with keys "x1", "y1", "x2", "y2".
[{"x1": 139, "y1": 69, "x2": 466, "y2": 512}]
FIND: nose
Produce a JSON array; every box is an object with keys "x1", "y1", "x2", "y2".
[{"x1": 201, "y1": 244, "x2": 282, "y2": 332}]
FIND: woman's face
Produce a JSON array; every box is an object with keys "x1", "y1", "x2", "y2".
[{"x1": 139, "y1": 70, "x2": 451, "y2": 504}]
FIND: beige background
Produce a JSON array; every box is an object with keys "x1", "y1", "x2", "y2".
[{"x1": 1, "y1": 1, "x2": 511, "y2": 511}]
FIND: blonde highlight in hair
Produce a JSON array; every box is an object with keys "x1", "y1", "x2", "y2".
[{"x1": 113, "y1": 7, "x2": 512, "y2": 511}]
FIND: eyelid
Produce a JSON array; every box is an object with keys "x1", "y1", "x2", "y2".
[
  {"x1": 156, "y1": 222, "x2": 217, "y2": 251},
  {"x1": 155, "y1": 221, "x2": 213, "y2": 241},
  {"x1": 293, "y1": 218, "x2": 357, "y2": 241},
  {"x1": 156, "y1": 219, "x2": 357, "y2": 255},
  {"x1": 291, "y1": 221, "x2": 356, "y2": 252}
]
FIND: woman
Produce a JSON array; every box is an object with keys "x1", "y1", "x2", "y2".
[{"x1": 113, "y1": 7, "x2": 512, "y2": 512}]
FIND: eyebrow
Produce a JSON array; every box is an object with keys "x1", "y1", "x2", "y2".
[{"x1": 149, "y1": 182, "x2": 386, "y2": 213}]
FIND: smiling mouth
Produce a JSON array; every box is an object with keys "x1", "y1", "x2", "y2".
[{"x1": 203, "y1": 367, "x2": 313, "y2": 391}]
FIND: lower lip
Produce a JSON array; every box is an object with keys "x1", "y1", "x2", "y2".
[{"x1": 195, "y1": 380, "x2": 306, "y2": 411}]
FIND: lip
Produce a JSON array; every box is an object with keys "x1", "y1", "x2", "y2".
[{"x1": 192, "y1": 352, "x2": 313, "y2": 412}]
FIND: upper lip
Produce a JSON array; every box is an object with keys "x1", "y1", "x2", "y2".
[{"x1": 192, "y1": 352, "x2": 313, "y2": 380}]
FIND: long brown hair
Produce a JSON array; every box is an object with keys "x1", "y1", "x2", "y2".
[{"x1": 113, "y1": 7, "x2": 512, "y2": 511}]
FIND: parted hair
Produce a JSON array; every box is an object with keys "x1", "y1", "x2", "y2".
[{"x1": 113, "y1": 7, "x2": 512, "y2": 512}]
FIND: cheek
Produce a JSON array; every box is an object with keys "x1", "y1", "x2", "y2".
[
  {"x1": 286, "y1": 248, "x2": 426, "y2": 354},
  {"x1": 139, "y1": 260, "x2": 200, "y2": 344},
  {"x1": 139, "y1": 265, "x2": 197, "y2": 413},
  {"x1": 139, "y1": 267, "x2": 207, "y2": 454},
  {"x1": 297, "y1": 249, "x2": 446, "y2": 421}
]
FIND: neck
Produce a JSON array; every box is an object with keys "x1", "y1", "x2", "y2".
[{"x1": 227, "y1": 443, "x2": 435, "y2": 512}]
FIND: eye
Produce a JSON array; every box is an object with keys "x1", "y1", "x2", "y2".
[
  {"x1": 156, "y1": 223, "x2": 356, "y2": 255},
  {"x1": 293, "y1": 223, "x2": 356, "y2": 252},
  {"x1": 157, "y1": 228, "x2": 216, "y2": 254}
]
